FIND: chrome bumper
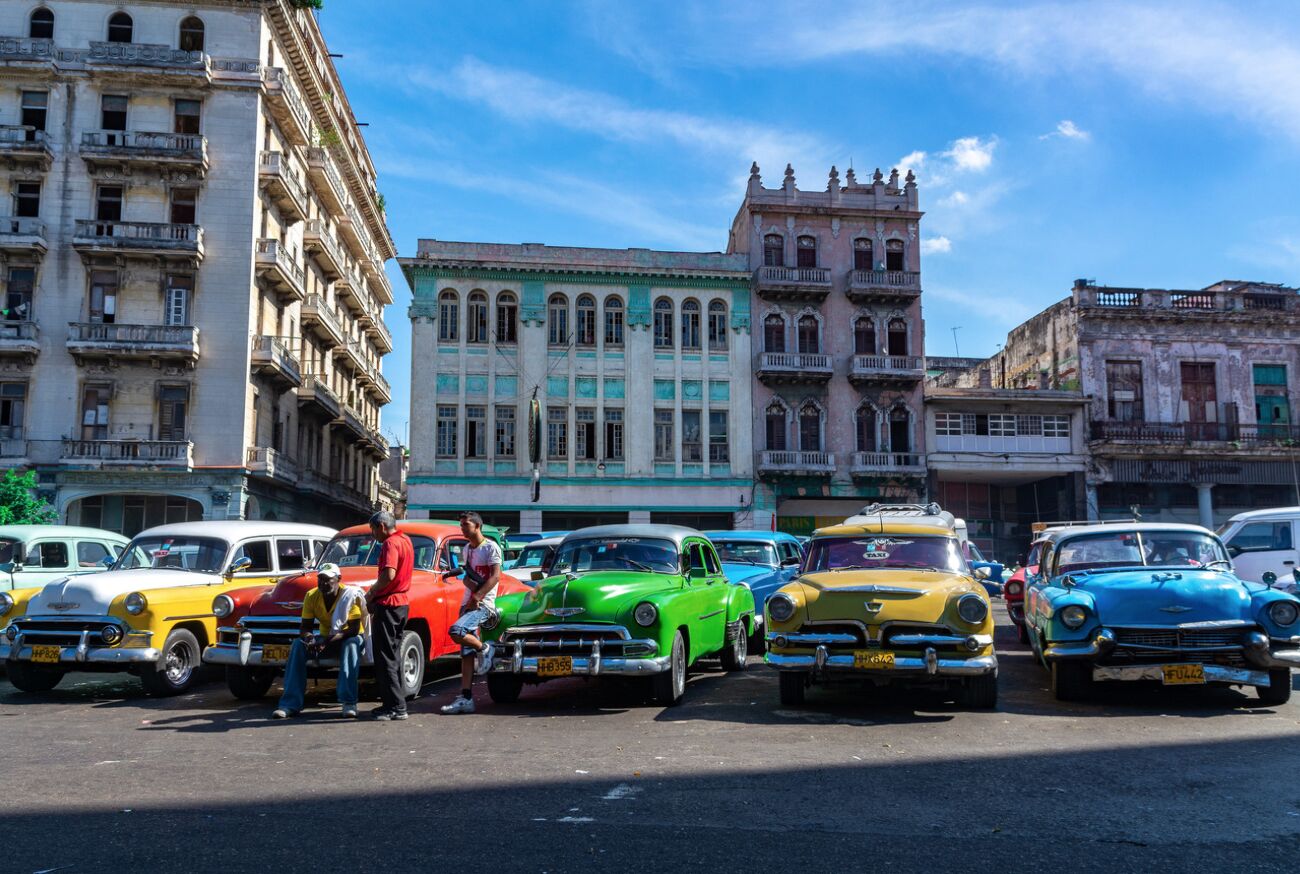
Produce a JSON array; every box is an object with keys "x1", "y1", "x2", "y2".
[
  {"x1": 1092, "y1": 664, "x2": 1271, "y2": 687},
  {"x1": 1, "y1": 641, "x2": 160, "y2": 665},
  {"x1": 1007, "y1": 603, "x2": 1024, "y2": 623},
  {"x1": 489, "y1": 653, "x2": 671, "y2": 677},
  {"x1": 765, "y1": 645, "x2": 997, "y2": 677},
  {"x1": 203, "y1": 640, "x2": 371, "y2": 669},
  {"x1": 1044, "y1": 628, "x2": 1117, "y2": 660}
]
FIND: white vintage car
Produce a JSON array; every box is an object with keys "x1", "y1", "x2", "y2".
[{"x1": 0, "y1": 525, "x2": 131, "y2": 591}]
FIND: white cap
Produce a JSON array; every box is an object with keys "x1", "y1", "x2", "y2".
[{"x1": 316, "y1": 562, "x2": 342, "y2": 580}]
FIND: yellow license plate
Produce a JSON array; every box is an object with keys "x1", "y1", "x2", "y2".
[
  {"x1": 31, "y1": 644, "x2": 61, "y2": 664},
  {"x1": 853, "y1": 650, "x2": 895, "y2": 670},
  {"x1": 537, "y1": 656, "x2": 573, "y2": 678},
  {"x1": 1161, "y1": 664, "x2": 1205, "y2": 685},
  {"x1": 262, "y1": 644, "x2": 291, "y2": 663}
]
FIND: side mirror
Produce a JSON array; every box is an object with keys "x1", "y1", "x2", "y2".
[
  {"x1": 226, "y1": 556, "x2": 254, "y2": 577},
  {"x1": 1263, "y1": 571, "x2": 1278, "y2": 587},
  {"x1": 973, "y1": 566, "x2": 991, "y2": 580},
  {"x1": 1227, "y1": 545, "x2": 1243, "y2": 558},
  {"x1": 0, "y1": 561, "x2": 14, "y2": 574},
  {"x1": 530, "y1": 570, "x2": 545, "y2": 581}
]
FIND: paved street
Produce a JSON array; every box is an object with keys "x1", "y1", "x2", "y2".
[{"x1": 4, "y1": 606, "x2": 1299, "y2": 873}]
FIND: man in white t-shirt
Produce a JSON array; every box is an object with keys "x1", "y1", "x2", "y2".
[{"x1": 441, "y1": 510, "x2": 502, "y2": 714}]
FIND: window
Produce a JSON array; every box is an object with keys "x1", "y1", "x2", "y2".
[
  {"x1": 0, "y1": 383, "x2": 26, "y2": 439},
  {"x1": 887, "y1": 318, "x2": 908, "y2": 356},
  {"x1": 179, "y1": 16, "x2": 205, "y2": 52},
  {"x1": 885, "y1": 239, "x2": 905, "y2": 271},
  {"x1": 702, "y1": 543, "x2": 721, "y2": 575},
  {"x1": 496, "y1": 292, "x2": 517, "y2": 343},
  {"x1": 1180, "y1": 362, "x2": 1217, "y2": 436},
  {"x1": 765, "y1": 403, "x2": 787, "y2": 451},
  {"x1": 165, "y1": 274, "x2": 193, "y2": 326},
  {"x1": 1106, "y1": 361, "x2": 1144, "y2": 422},
  {"x1": 77, "y1": 541, "x2": 111, "y2": 568},
  {"x1": 1043, "y1": 415, "x2": 1070, "y2": 438},
  {"x1": 682, "y1": 410, "x2": 702, "y2": 461},
  {"x1": 654, "y1": 409, "x2": 674, "y2": 461},
  {"x1": 548, "y1": 295, "x2": 569, "y2": 346},
  {"x1": 14, "y1": 182, "x2": 40, "y2": 218},
  {"x1": 101, "y1": 94, "x2": 128, "y2": 133},
  {"x1": 81, "y1": 385, "x2": 111, "y2": 440},
  {"x1": 26, "y1": 541, "x2": 68, "y2": 569},
  {"x1": 107, "y1": 11, "x2": 133, "y2": 43},
  {"x1": 796, "y1": 235, "x2": 817, "y2": 268},
  {"x1": 604, "y1": 297, "x2": 624, "y2": 346},
  {"x1": 707, "y1": 300, "x2": 727, "y2": 351},
  {"x1": 96, "y1": 185, "x2": 123, "y2": 222},
  {"x1": 237, "y1": 540, "x2": 273, "y2": 573},
  {"x1": 495, "y1": 405, "x2": 515, "y2": 457},
  {"x1": 466, "y1": 291, "x2": 488, "y2": 344},
  {"x1": 853, "y1": 238, "x2": 873, "y2": 271},
  {"x1": 465, "y1": 405, "x2": 486, "y2": 458},
  {"x1": 438, "y1": 291, "x2": 459, "y2": 342},
  {"x1": 88, "y1": 270, "x2": 118, "y2": 323},
  {"x1": 854, "y1": 317, "x2": 875, "y2": 355},
  {"x1": 20, "y1": 91, "x2": 47, "y2": 134},
  {"x1": 889, "y1": 407, "x2": 911, "y2": 452},
  {"x1": 763, "y1": 314, "x2": 785, "y2": 353},
  {"x1": 688, "y1": 543, "x2": 708, "y2": 574},
  {"x1": 708, "y1": 410, "x2": 728, "y2": 463},
  {"x1": 653, "y1": 298, "x2": 673, "y2": 348},
  {"x1": 1229, "y1": 522, "x2": 1293, "y2": 553},
  {"x1": 989, "y1": 414, "x2": 1016, "y2": 437},
  {"x1": 856, "y1": 407, "x2": 876, "y2": 451},
  {"x1": 935, "y1": 412, "x2": 962, "y2": 436},
  {"x1": 547, "y1": 407, "x2": 567, "y2": 459},
  {"x1": 170, "y1": 187, "x2": 197, "y2": 225},
  {"x1": 799, "y1": 404, "x2": 821, "y2": 452},
  {"x1": 575, "y1": 295, "x2": 596, "y2": 346},
  {"x1": 274, "y1": 539, "x2": 310, "y2": 571},
  {"x1": 681, "y1": 299, "x2": 701, "y2": 349},
  {"x1": 4, "y1": 268, "x2": 33, "y2": 321},
  {"x1": 158, "y1": 385, "x2": 189, "y2": 441},
  {"x1": 436, "y1": 405, "x2": 457, "y2": 457},
  {"x1": 575, "y1": 407, "x2": 596, "y2": 460},
  {"x1": 29, "y1": 8, "x2": 54, "y2": 39},
  {"x1": 763, "y1": 234, "x2": 784, "y2": 267},
  {"x1": 604, "y1": 409, "x2": 624, "y2": 460},
  {"x1": 797, "y1": 315, "x2": 819, "y2": 354},
  {"x1": 174, "y1": 99, "x2": 201, "y2": 135},
  {"x1": 1254, "y1": 364, "x2": 1290, "y2": 433}
]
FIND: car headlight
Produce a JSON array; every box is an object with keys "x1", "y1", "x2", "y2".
[
  {"x1": 1005, "y1": 581, "x2": 1022, "y2": 596},
  {"x1": 124, "y1": 592, "x2": 147, "y2": 615},
  {"x1": 212, "y1": 594, "x2": 234, "y2": 619},
  {"x1": 5, "y1": 624, "x2": 17, "y2": 641},
  {"x1": 1268, "y1": 600, "x2": 1299, "y2": 628},
  {"x1": 768, "y1": 593, "x2": 796, "y2": 623},
  {"x1": 0, "y1": 592, "x2": 12, "y2": 617},
  {"x1": 957, "y1": 593, "x2": 988, "y2": 624},
  {"x1": 633, "y1": 602, "x2": 658, "y2": 627},
  {"x1": 1059, "y1": 604, "x2": 1088, "y2": 629}
]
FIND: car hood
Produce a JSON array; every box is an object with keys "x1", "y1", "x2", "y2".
[
  {"x1": 512, "y1": 570, "x2": 681, "y2": 623},
  {"x1": 1066, "y1": 569, "x2": 1255, "y2": 625},
  {"x1": 26, "y1": 569, "x2": 217, "y2": 617},
  {"x1": 798, "y1": 569, "x2": 980, "y2": 624},
  {"x1": 721, "y1": 562, "x2": 773, "y2": 584},
  {"x1": 248, "y1": 566, "x2": 379, "y2": 616}
]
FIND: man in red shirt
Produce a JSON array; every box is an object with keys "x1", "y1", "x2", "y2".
[{"x1": 366, "y1": 511, "x2": 414, "y2": 720}]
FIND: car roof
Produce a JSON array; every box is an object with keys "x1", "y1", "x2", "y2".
[
  {"x1": 0, "y1": 525, "x2": 131, "y2": 541},
  {"x1": 1227, "y1": 506, "x2": 1300, "y2": 523},
  {"x1": 561, "y1": 524, "x2": 701, "y2": 550},
  {"x1": 337, "y1": 520, "x2": 463, "y2": 538},
  {"x1": 522, "y1": 536, "x2": 563, "y2": 548},
  {"x1": 704, "y1": 530, "x2": 798, "y2": 543},
  {"x1": 134, "y1": 521, "x2": 337, "y2": 540},
  {"x1": 816, "y1": 519, "x2": 956, "y2": 537}
]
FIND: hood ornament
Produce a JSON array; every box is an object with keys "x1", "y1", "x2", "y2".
[
  {"x1": 48, "y1": 601, "x2": 80, "y2": 611},
  {"x1": 276, "y1": 601, "x2": 303, "y2": 611},
  {"x1": 864, "y1": 601, "x2": 883, "y2": 613},
  {"x1": 544, "y1": 607, "x2": 585, "y2": 618},
  {"x1": 1159, "y1": 605, "x2": 1193, "y2": 614}
]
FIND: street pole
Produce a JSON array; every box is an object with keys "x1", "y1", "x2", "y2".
[{"x1": 951, "y1": 326, "x2": 962, "y2": 358}]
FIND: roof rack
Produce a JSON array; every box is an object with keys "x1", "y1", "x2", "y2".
[
  {"x1": 1030, "y1": 518, "x2": 1138, "y2": 534},
  {"x1": 856, "y1": 502, "x2": 946, "y2": 517}
]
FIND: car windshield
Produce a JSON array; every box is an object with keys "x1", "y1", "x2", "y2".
[
  {"x1": 513, "y1": 544, "x2": 552, "y2": 569},
  {"x1": 713, "y1": 541, "x2": 777, "y2": 566},
  {"x1": 1054, "y1": 531, "x2": 1229, "y2": 575},
  {"x1": 321, "y1": 534, "x2": 383, "y2": 567},
  {"x1": 0, "y1": 537, "x2": 19, "y2": 564},
  {"x1": 806, "y1": 535, "x2": 965, "y2": 573},
  {"x1": 116, "y1": 536, "x2": 230, "y2": 573},
  {"x1": 552, "y1": 537, "x2": 680, "y2": 574}
]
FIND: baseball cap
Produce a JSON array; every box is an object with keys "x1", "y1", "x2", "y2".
[{"x1": 316, "y1": 562, "x2": 342, "y2": 580}]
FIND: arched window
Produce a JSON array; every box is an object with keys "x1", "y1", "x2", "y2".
[
  {"x1": 107, "y1": 11, "x2": 133, "y2": 43},
  {"x1": 707, "y1": 300, "x2": 727, "y2": 351},
  {"x1": 29, "y1": 8, "x2": 54, "y2": 39},
  {"x1": 853, "y1": 237, "x2": 873, "y2": 271},
  {"x1": 496, "y1": 292, "x2": 517, "y2": 344},
  {"x1": 575, "y1": 294, "x2": 596, "y2": 346},
  {"x1": 179, "y1": 16, "x2": 205, "y2": 52},
  {"x1": 763, "y1": 234, "x2": 784, "y2": 267},
  {"x1": 887, "y1": 318, "x2": 908, "y2": 356},
  {"x1": 604, "y1": 296, "x2": 624, "y2": 346},
  {"x1": 763, "y1": 314, "x2": 785, "y2": 353},
  {"x1": 885, "y1": 238, "x2": 905, "y2": 272},
  {"x1": 548, "y1": 294, "x2": 569, "y2": 346},
  {"x1": 854, "y1": 317, "x2": 876, "y2": 355},
  {"x1": 437, "y1": 290, "x2": 459, "y2": 342},
  {"x1": 889, "y1": 407, "x2": 912, "y2": 454},
  {"x1": 765, "y1": 403, "x2": 787, "y2": 452},
  {"x1": 798, "y1": 403, "x2": 821, "y2": 452},
  {"x1": 856, "y1": 406, "x2": 877, "y2": 452},
  {"x1": 680, "y1": 299, "x2": 701, "y2": 349},
  {"x1": 796, "y1": 235, "x2": 817, "y2": 268},
  {"x1": 467, "y1": 290, "x2": 488, "y2": 344},
  {"x1": 653, "y1": 298, "x2": 673, "y2": 348},
  {"x1": 797, "y1": 315, "x2": 819, "y2": 354}
]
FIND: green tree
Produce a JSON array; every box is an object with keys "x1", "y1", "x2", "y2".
[{"x1": 0, "y1": 469, "x2": 56, "y2": 525}]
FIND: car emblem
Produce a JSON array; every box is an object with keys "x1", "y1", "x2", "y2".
[
  {"x1": 276, "y1": 601, "x2": 303, "y2": 611},
  {"x1": 544, "y1": 607, "x2": 584, "y2": 618},
  {"x1": 864, "y1": 601, "x2": 883, "y2": 613},
  {"x1": 1160, "y1": 605, "x2": 1193, "y2": 614},
  {"x1": 48, "y1": 601, "x2": 79, "y2": 611}
]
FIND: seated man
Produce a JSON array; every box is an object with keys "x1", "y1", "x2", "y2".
[{"x1": 273, "y1": 562, "x2": 367, "y2": 719}]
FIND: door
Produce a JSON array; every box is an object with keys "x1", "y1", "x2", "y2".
[
  {"x1": 684, "y1": 540, "x2": 728, "y2": 659},
  {"x1": 21, "y1": 540, "x2": 73, "y2": 587},
  {"x1": 1225, "y1": 520, "x2": 1298, "y2": 584},
  {"x1": 1180, "y1": 362, "x2": 1218, "y2": 440},
  {"x1": 73, "y1": 540, "x2": 114, "y2": 575}
]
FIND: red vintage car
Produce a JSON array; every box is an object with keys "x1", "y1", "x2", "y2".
[
  {"x1": 202, "y1": 521, "x2": 530, "y2": 700},
  {"x1": 1003, "y1": 565, "x2": 1032, "y2": 643}
]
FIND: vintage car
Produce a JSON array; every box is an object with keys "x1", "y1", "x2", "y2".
[
  {"x1": 203, "y1": 521, "x2": 531, "y2": 700},
  {"x1": 0, "y1": 525, "x2": 130, "y2": 591},
  {"x1": 1024, "y1": 522, "x2": 1300, "y2": 703},
  {"x1": 0, "y1": 521, "x2": 335, "y2": 695},
  {"x1": 483, "y1": 525, "x2": 756, "y2": 706},
  {"x1": 764, "y1": 503, "x2": 998, "y2": 708},
  {"x1": 503, "y1": 531, "x2": 569, "y2": 570},
  {"x1": 506, "y1": 535, "x2": 563, "y2": 580},
  {"x1": 706, "y1": 530, "x2": 804, "y2": 647},
  {"x1": 1003, "y1": 565, "x2": 1032, "y2": 643}
]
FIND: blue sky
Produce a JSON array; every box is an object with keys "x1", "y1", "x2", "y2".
[{"x1": 318, "y1": 1, "x2": 1300, "y2": 441}]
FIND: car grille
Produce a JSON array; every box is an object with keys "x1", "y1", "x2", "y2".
[
  {"x1": 1113, "y1": 627, "x2": 1246, "y2": 649},
  {"x1": 229, "y1": 616, "x2": 304, "y2": 645},
  {"x1": 499, "y1": 625, "x2": 652, "y2": 657},
  {"x1": 802, "y1": 624, "x2": 868, "y2": 647},
  {"x1": 1107, "y1": 626, "x2": 1250, "y2": 667},
  {"x1": 14, "y1": 618, "x2": 120, "y2": 647}
]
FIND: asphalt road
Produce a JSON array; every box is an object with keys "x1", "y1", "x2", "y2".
[{"x1": 3, "y1": 606, "x2": 1299, "y2": 873}]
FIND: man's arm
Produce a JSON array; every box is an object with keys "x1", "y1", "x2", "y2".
[
  {"x1": 366, "y1": 540, "x2": 398, "y2": 605},
  {"x1": 325, "y1": 617, "x2": 363, "y2": 645}
]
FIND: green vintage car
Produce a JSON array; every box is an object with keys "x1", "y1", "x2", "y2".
[{"x1": 483, "y1": 525, "x2": 755, "y2": 706}]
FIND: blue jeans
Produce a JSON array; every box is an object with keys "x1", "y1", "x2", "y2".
[
  {"x1": 277, "y1": 635, "x2": 363, "y2": 712},
  {"x1": 451, "y1": 606, "x2": 495, "y2": 656}
]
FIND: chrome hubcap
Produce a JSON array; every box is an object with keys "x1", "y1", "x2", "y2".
[
  {"x1": 673, "y1": 639, "x2": 684, "y2": 694},
  {"x1": 402, "y1": 645, "x2": 420, "y2": 687},
  {"x1": 164, "y1": 641, "x2": 193, "y2": 684}
]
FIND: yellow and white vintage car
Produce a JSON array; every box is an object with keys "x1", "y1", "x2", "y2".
[
  {"x1": 0, "y1": 521, "x2": 335, "y2": 695},
  {"x1": 764, "y1": 503, "x2": 998, "y2": 708}
]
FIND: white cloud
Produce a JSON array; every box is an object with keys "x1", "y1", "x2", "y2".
[
  {"x1": 921, "y1": 236, "x2": 952, "y2": 255},
  {"x1": 941, "y1": 190, "x2": 969, "y2": 207},
  {"x1": 896, "y1": 150, "x2": 927, "y2": 176},
  {"x1": 1040, "y1": 119, "x2": 1091, "y2": 140},
  {"x1": 943, "y1": 136, "x2": 997, "y2": 172}
]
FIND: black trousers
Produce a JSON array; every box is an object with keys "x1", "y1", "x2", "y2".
[{"x1": 371, "y1": 604, "x2": 409, "y2": 712}]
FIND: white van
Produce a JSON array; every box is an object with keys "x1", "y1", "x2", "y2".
[{"x1": 1218, "y1": 507, "x2": 1300, "y2": 585}]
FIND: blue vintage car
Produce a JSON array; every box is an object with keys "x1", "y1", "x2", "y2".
[
  {"x1": 1024, "y1": 522, "x2": 1300, "y2": 703},
  {"x1": 706, "y1": 531, "x2": 804, "y2": 647}
]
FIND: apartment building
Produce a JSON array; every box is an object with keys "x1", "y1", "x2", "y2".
[{"x1": 0, "y1": 1, "x2": 393, "y2": 533}]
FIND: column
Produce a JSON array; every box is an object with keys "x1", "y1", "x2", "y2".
[
  {"x1": 1195, "y1": 483, "x2": 1214, "y2": 530},
  {"x1": 519, "y1": 509, "x2": 543, "y2": 532},
  {"x1": 1085, "y1": 481, "x2": 1100, "y2": 521}
]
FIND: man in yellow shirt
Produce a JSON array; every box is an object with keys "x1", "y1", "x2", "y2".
[{"x1": 273, "y1": 563, "x2": 366, "y2": 719}]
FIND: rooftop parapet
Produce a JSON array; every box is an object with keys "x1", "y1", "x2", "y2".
[
  {"x1": 740, "y1": 163, "x2": 920, "y2": 214},
  {"x1": 1071, "y1": 278, "x2": 1300, "y2": 313}
]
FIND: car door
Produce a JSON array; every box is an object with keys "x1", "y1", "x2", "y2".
[
  {"x1": 777, "y1": 540, "x2": 802, "y2": 584},
  {"x1": 1023, "y1": 541, "x2": 1052, "y2": 634},
  {"x1": 275, "y1": 538, "x2": 311, "y2": 575},
  {"x1": 686, "y1": 540, "x2": 728, "y2": 658},
  {"x1": 73, "y1": 539, "x2": 115, "y2": 575},
  {"x1": 433, "y1": 538, "x2": 470, "y2": 654},
  {"x1": 231, "y1": 538, "x2": 276, "y2": 583},
  {"x1": 22, "y1": 539, "x2": 74, "y2": 588},
  {"x1": 1225, "y1": 519, "x2": 1298, "y2": 583}
]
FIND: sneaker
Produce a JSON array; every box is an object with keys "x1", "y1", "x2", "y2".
[
  {"x1": 271, "y1": 708, "x2": 295, "y2": 719},
  {"x1": 475, "y1": 643, "x2": 495, "y2": 675},
  {"x1": 440, "y1": 696, "x2": 476, "y2": 714},
  {"x1": 374, "y1": 709, "x2": 408, "y2": 721},
  {"x1": 340, "y1": 705, "x2": 358, "y2": 718}
]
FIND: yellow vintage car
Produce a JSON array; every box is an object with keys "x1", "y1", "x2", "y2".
[
  {"x1": 0, "y1": 521, "x2": 335, "y2": 696},
  {"x1": 764, "y1": 503, "x2": 998, "y2": 707}
]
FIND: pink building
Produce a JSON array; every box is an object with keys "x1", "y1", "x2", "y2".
[{"x1": 727, "y1": 163, "x2": 927, "y2": 532}]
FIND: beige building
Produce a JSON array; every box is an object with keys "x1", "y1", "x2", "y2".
[{"x1": 0, "y1": 0, "x2": 394, "y2": 533}]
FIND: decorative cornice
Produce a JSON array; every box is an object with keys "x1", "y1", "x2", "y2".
[{"x1": 402, "y1": 263, "x2": 750, "y2": 292}]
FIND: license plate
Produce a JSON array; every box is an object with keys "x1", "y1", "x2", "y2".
[
  {"x1": 1161, "y1": 664, "x2": 1205, "y2": 685},
  {"x1": 853, "y1": 650, "x2": 895, "y2": 670},
  {"x1": 537, "y1": 656, "x2": 573, "y2": 678},
  {"x1": 262, "y1": 644, "x2": 291, "y2": 663},
  {"x1": 31, "y1": 644, "x2": 61, "y2": 664}
]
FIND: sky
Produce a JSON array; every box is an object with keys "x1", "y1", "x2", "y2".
[{"x1": 315, "y1": 0, "x2": 1300, "y2": 442}]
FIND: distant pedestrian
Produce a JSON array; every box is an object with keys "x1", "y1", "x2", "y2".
[
  {"x1": 365, "y1": 511, "x2": 414, "y2": 721},
  {"x1": 441, "y1": 511, "x2": 502, "y2": 714},
  {"x1": 272, "y1": 563, "x2": 366, "y2": 719}
]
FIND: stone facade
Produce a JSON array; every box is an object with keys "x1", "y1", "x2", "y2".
[{"x1": 0, "y1": 0, "x2": 393, "y2": 533}]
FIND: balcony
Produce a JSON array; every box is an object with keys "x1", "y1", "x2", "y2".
[
  {"x1": 61, "y1": 439, "x2": 193, "y2": 468},
  {"x1": 0, "y1": 126, "x2": 52, "y2": 168},
  {"x1": 0, "y1": 217, "x2": 47, "y2": 256},
  {"x1": 0, "y1": 321, "x2": 40, "y2": 362},
  {"x1": 301, "y1": 294, "x2": 346, "y2": 348},
  {"x1": 337, "y1": 203, "x2": 375, "y2": 262},
  {"x1": 333, "y1": 404, "x2": 369, "y2": 442},
  {"x1": 850, "y1": 452, "x2": 926, "y2": 478},
  {"x1": 365, "y1": 264, "x2": 394, "y2": 306},
  {"x1": 757, "y1": 450, "x2": 836, "y2": 477},
  {"x1": 80, "y1": 130, "x2": 208, "y2": 175},
  {"x1": 255, "y1": 239, "x2": 306, "y2": 302},
  {"x1": 334, "y1": 268, "x2": 365, "y2": 315},
  {"x1": 262, "y1": 68, "x2": 312, "y2": 146},
  {"x1": 753, "y1": 265, "x2": 831, "y2": 302},
  {"x1": 86, "y1": 41, "x2": 210, "y2": 85},
  {"x1": 258, "y1": 151, "x2": 308, "y2": 223},
  {"x1": 250, "y1": 335, "x2": 302, "y2": 389},
  {"x1": 246, "y1": 447, "x2": 298, "y2": 483},
  {"x1": 73, "y1": 220, "x2": 203, "y2": 261},
  {"x1": 296, "y1": 372, "x2": 341, "y2": 419},
  {"x1": 1090, "y1": 421, "x2": 1300, "y2": 446},
  {"x1": 333, "y1": 340, "x2": 368, "y2": 374},
  {"x1": 356, "y1": 358, "x2": 392, "y2": 405},
  {"x1": 305, "y1": 148, "x2": 348, "y2": 213},
  {"x1": 0, "y1": 35, "x2": 55, "y2": 69},
  {"x1": 848, "y1": 355, "x2": 924, "y2": 386},
  {"x1": 367, "y1": 311, "x2": 393, "y2": 353},
  {"x1": 303, "y1": 219, "x2": 345, "y2": 280},
  {"x1": 756, "y1": 352, "x2": 833, "y2": 385},
  {"x1": 66, "y1": 322, "x2": 200, "y2": 365},
  {"x1": 847, "y1": 270, "x2": 921, "y2": 304}
]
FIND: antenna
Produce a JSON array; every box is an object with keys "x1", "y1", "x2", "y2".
[{"x1": 951, "y1": 326, "x2": 963, "y2": 357}]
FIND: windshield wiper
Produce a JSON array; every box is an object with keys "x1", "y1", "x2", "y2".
[
  {"x1": 616, "y1": 558, "x2": 656, "y2": 573},
  {"x1": 721, "y1": 557, "x2": 761, "y2": 565}
]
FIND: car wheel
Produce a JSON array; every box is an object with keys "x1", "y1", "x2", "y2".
[
  {"x1": 6, "y1": 661, "x2": 64, "y2": 693},
  {"x1": 141, "y1": 628, "x2": 201, "y2": 696},
  {"x1": 487, "y1": 673, "x2": 523, "y2": 704},
  {"x1": 1255, "y1": 668, "x2": 1292, "y2": 706},
  {"x1": 960, "y1": 673, "x2": 998, "y2": 708},
  {"x1": 720, "y1": 619, "x2": 748, "y2": 671},
  {"x1": 399, "y1": 630, "x2": 426, "y2": 700},
  {"x1": 650, "y1": 630, "x2": 686, "y2": 706},
  {"x1": 1050, "y1": 661, "x2": 1092, "y2": 702},
  {"x1": 226, "y1": 666, "x2": 276, "y2": 700},
  {"x1": 778, "y1": 671, "x2": 805, "y2": 706},
  {"x1": 1015, "y1": 620, "x2": 1029, "y2": 645}
]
